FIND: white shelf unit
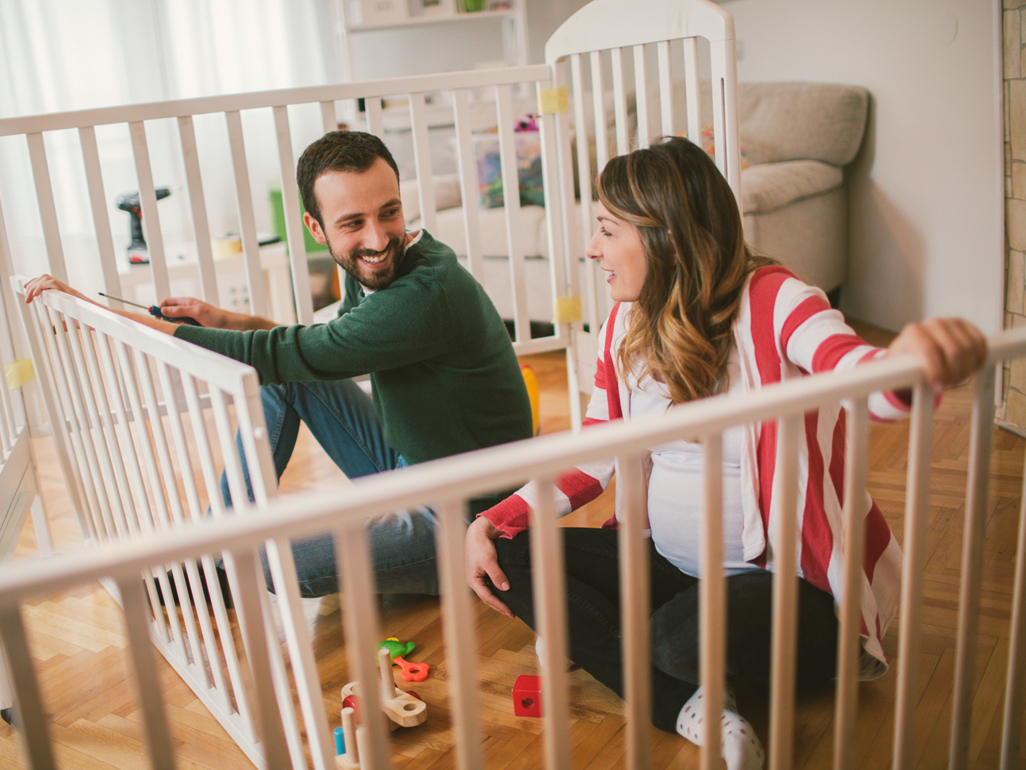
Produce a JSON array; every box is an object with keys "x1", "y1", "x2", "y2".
[{"x1": 333, "y1": 2, "x2": 529, "y2": 87}]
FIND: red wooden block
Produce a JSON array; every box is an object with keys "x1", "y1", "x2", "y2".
[{"x1": 513, "y1": 675, "x2": 543, "y2": 717}]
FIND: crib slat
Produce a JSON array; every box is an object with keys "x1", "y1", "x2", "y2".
[
  {"x1": 657, "y1": 41, "x2": 674, "y2": 138},
  {"x1": 364, "y1": 97, "x2": 385, "y2": 138},
  {"x1": 79, "y1": 328, "x2": 142, "y2": 539},
  {"x1": 530, "y1": 476, "x2": 572, "y2": 770},
  {"x1": 132, "y1": 349, "x2": 218, "y2": 657},
  {"x1": 435, "y1": 496, "x2": 486, "y2": 770},
  {"x1": 336, "y1": 520, "x2": 393, "y2": 770},
  {"x1": 225, "y1": 110, "x2": 267, "y2": 318},
  {"x1": 709, "y1": 34, "x2": 741, "y2": 204},
  {"x1": 572, "y1": 55, "x2": 602, "y2": 346},
  {"x1": 115, "y1": 575, "x2": 178, "y2": 770},
  {"x1": 206, "y1": 385, "x2": 307, "y2": 767},
  {"x1": 129, "y1": 344, "x2": 198, "y2": 652},
  {"x1": 409, "y1": 94, "x2": 439, "y2": 235},
  {"x1": 41, "y1": 302, "x2": 109, "y2": 543},
  {"x1": 585, "y1": 53, "x2": 606, "y2": 174},
  {"x1": 129, "y1": 120, "x2": 172, "y2": 299},
  {"x1": 152, "y1": 361, "x2": 226, "y2": 697},
  {"x1": 257, "y1": 581, "x2": 309, "y2": 769},
  {"x1": 264, "y1": 538, "x2": 336, "y2": 770},
  {"x1": 494, "y1": 84, "x2": 530, "y2": 345},
  {"x1": 633, "y1": 45, "x2": 650, "y2": 149},
  {"x1": 178, "y1": 371, "x2": 258, "y2": 736},
  {"x1": 0, "y1": 604, "x2": 56, "y2": 768},
  {"x1": 225, "y1": 549, "x2": 293, "y2": 769},
  {"x1": 209, "y1": 386, "x2": 250, "y2": 511},
  {"x1": 79, "y1": 126, "x2": 124, "y2": 298},
  {"x1": 26, "y1": 132, "x2": 68, "y2": 282},
  {"x1": 610, "y1": 49, "x2": 630, "y2": 156},
  {"x1": 51, "y1": 309, "x2": 123, "y2": 540},
  {"x1": 768, "y1": 415, "x2": 801, "y2": 770},
  {"x1": 93, "y1": 334, "x2": 187, "y2": 653},
  {"x1": 177, "y1": 115, "x2": 220, "y2": 303},
  {"x1": 546, "y1": 60, "x2": 584, "y2": 430},
  {"x1": 233, "y1": 378, "x2": 333, "y2": 768},
  {"x1": 1002, "y1": 445, "x2": 1026, "y2": 768},
  {"x1": 683, "y1": 38, "x2": 701, "y2": 150},
  {"x1": 320, "y1": 100, "x2": 336, "y2": 134},
  {"x1": 950, "y1": 364, "x2": 997, "y2": 766},
  {"x1": 273, "y1": 105, "x2": 314, "y2": 326},
  {"x1": 893, "y1": 383, "x2": 934, "y2": 770},
  {"x1": 699, "y1": 434, "x2": 726, "y2": 770},
  {"x1": 17, "y1": 297, "x2": 93, "y2": 541},
  {"x1": 834, "y1": 398, "x2": 869, "y2": 770},
  {"x1": 537, "y1": 96, "x2": 569, "y2": 327},
  {"x1": 451, "y1": 89, "x2": 484, "y2": 282},
  {"x1": 618, "y1": 452, "x2": 652, "y2": 770}
]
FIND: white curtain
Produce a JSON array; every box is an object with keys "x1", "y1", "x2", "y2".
[{"x1": 0, "y1": 0, "x2": 336, "y2": 285}]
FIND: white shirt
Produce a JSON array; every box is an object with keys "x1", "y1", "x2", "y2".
[{"x1": 629, "y1": 347, "x2": 757, "y2": 577}]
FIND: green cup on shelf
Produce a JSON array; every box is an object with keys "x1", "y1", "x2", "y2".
[{"x1": 461, "y1": 0, "x2": 486, "y2": 11}]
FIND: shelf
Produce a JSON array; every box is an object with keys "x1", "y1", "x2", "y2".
[{"x1": 349, "y1": 8, "x2": 517, "y2": 33}]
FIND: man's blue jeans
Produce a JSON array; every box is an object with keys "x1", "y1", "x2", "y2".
[{"x1": 222, "y1": 379, "x2": 444, "y2": 597}]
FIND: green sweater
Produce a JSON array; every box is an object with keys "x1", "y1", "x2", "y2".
[{"x1": 175, "y1": 231, "x2": 533, "y2": 467}]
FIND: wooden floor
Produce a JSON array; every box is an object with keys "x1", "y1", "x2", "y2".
[{"x1": 1, "y1": 320, "x2": 1024, "y2": 769}]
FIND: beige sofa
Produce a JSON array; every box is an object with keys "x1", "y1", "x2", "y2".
[{"x1": 405, "y1": 81, "x2": 869, "y2": 320}]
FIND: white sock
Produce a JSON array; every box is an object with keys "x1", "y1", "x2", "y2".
[{"x1": 675, "y1": 687, "x2": 765, "y2": 770}]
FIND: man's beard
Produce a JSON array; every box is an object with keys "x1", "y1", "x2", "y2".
[{"x1": 329, "y1": 236, "x2": 404, "y2": 291}]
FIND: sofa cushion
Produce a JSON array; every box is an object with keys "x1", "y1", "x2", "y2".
[
  {"x1": 741, "y1": 160, "x2": 843, "y2": 214},
  {"x1": 737, "y1": 82, "x2": 868, "y2": 167}
]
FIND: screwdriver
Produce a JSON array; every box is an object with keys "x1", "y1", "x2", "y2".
[{"x1": 98, "y1": 292, "x2": 202, "y2": 326}]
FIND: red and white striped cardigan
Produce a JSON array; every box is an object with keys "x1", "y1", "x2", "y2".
[{"x1": 481, "y1": 266, "x2": 905, "y2": 672}]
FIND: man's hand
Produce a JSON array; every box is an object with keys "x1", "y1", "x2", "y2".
[
  {"x1": 465, "y1": 516, "x2": 515, "y2": 618},
  {"x1": 158, "y1": 297, "x2": 276, "y2": 331},
  {"x1": 23, "y1": 274, "x2": 92, "y2": 306},
  {"x1": 887, "y1": 317, "x2": 988, "y2": 393}
]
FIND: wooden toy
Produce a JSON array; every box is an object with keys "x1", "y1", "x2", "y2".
[
  {"x1": 334, "y1": 707, "x2": 362, "y2": 769},
  {"x1": 339, "y1": 648, "x2": 427, "y2": 732},
  {"x1": 513, "y1": 675, "x2": 543, "y2": 717}
]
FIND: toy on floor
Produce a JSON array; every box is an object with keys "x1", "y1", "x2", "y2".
[
  {"x1": 335, "y1": 705, "x2": 362, "y2": 769},
  {"x1": 520, "y1": 364, "x2": 540, "y2": 435},
  {"x1": 513, "y1": 674, "x2": 543, "y2": 717},
  {"x1": 377, "y1": 637, "x2": 429, "y2": 681},
  {"x1": 340, "y1": 647, "x2": 427, "y2": 728}
]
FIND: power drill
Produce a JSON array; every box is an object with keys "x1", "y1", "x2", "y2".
[{"x1": 116, "y1": 187, "x2": 171, "y2": 264}]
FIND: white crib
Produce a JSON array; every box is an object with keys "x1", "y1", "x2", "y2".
[{"x1": 0, "y1": 0, "x2": 1024, "y2": 768}]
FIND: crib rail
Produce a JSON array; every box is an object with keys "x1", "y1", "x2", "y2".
[
  {"x1": 0, "y1": 65, "x2": 574, "y2": 356},
  {"x1": 9, "y1": 286, "x2": 339, "y2": 769},
  {"x1": 1, "y1": 321, "x2": 1022, "y2": 769}
]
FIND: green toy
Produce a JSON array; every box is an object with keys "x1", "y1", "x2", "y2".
[{"x1": 376, "y1": 637, "x2": 429, "y2": 681}]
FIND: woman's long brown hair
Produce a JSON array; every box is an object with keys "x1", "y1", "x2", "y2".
[{"x1": 597, "y1": 136, "x2": 775, "y2": 404}]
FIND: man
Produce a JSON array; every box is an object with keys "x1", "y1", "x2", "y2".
[{"x1": 26, "y1": 130, "x2": 534, "y2": 596}]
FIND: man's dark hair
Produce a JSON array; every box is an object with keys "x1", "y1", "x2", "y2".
[{"x1": 297, "y1": 131, "x2": 401, "y2": 227}]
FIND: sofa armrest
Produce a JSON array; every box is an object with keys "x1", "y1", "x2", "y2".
[{"x1": 741, "y1": 160, "x2": 843, "y2": 214}]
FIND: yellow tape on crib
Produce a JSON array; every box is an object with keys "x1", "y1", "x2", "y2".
[
  {"x1": 553, "y1": 295, "x2": 582, "y2": 324},
  {"x1": 5, "y1": 359, "x2": 35, "y2": 390},
  {"x1": 537, "y1": 87, "x2": 568, "y2": 115}
]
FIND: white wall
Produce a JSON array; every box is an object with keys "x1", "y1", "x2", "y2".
[{"x1": 724, "y1": 0, "x2": 1004, "y2": 333}]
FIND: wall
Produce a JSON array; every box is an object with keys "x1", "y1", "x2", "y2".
[{"x1": 723, "y1": 0, "x2": 1004, "y2": 334}]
